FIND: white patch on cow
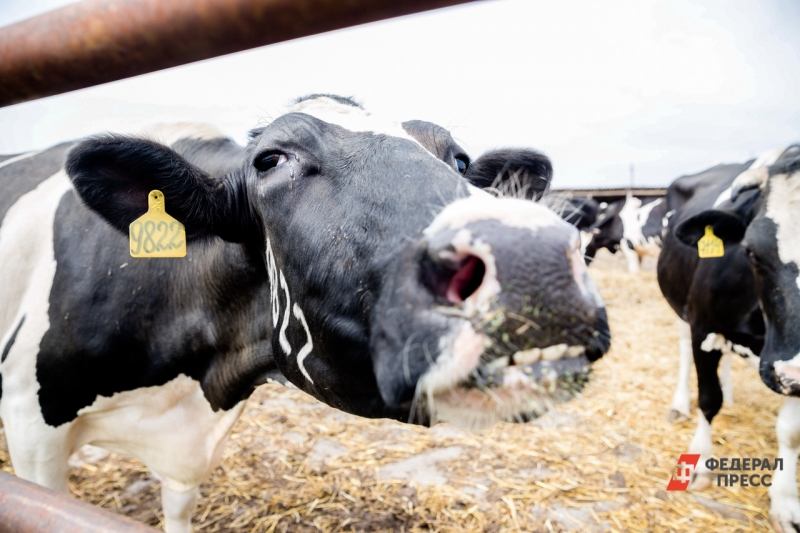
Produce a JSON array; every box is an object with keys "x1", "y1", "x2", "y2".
[
  {"x1": 139, "y1": 122, "x2": 225, "y2": 147},
  {"x1": 720, "y1": 353, "x2": 734, "y2": 406},
  {"x1": 278, "y1": 271, "x2": 292, "y2": 356},
  {"x1": 423, "y1": 193, "x2": 563, "y2": 238},
  {"x1": 287, "y1": 97, "x2": 464, "y2": 174},
  {"x1": 765, "y1": 172, "x2": 800, "y2": 293},
  {"x1": 0, "y1": 170, "x2": 73, "y2": 491},
  {"x1": 418, "y1": 323, "x2": 495, "y2": 429},
  {"x1": 731, "y1": 166, "x2": 770, "y2": 198},
  {"x1": 770, "y1": 397, "x2": 800, "y2": 529},
  {"x1": 619, "y1": 196, "x2": 663, "y2": 272},
  {"x1": 579, "y1": 230, "x2": 593, "y2": 255},
  {"x1": 698, "y1": 332, "x2": 758, "y2": 362},
  {"x1": 688, "y1": 410, "x2": 714, "y2": 482},
  {"x1": 289, "y1": 97, "x2": 420, "y2": 146},
  {"x1": 292, "y1": 303, "x2": 314, "y2": 384},
  {"x1": 619, "y1": 238, "x2": 640, "y2": 273},
  {"x1": 663, "y1": 209, "x2": 675, "y2": 229},
  {"x1": 670, "y1": 320, "x2": 692, "y2": 418},
  {"x1": 265, "y1": 238, "x2": 315, "y2": 383},
  {"x1": 266, "y1": 239, "x2": 280, "y2": 328},
  {"x1": 713, "y1": 186, "x2": 733, "y2": 208},
  {"x1": 0, "y1": 151, "x2": 39, "y2": 171},
  {"x1": 162, "y1": 485, "x2": 200, "y2": 533},
  {"x1": 750, "y1": 147, "x2": 786, "y2": 169},
  {"x1": 701, "y1": 332, "x2": 729, "y2": 352},
  {"x1": 74, "y1": 375, "x2": 244, "y2": 490}
]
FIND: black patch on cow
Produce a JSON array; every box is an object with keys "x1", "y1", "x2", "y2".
[
  {"x1": 1, "y1": 315, "x2": 25, "y2": 363},
  {"x1": 170, "y1": 137, "x2": 244, "y2": 178},
  {"x1": 464, "y1": 149, "x2": 553, "y2": 200},
  {"x1": 0, "y1": 142, "x2": 74, "y2": 229},
  {"x1": 36, "y1": 190, "x2": 276, "y2": 426}
]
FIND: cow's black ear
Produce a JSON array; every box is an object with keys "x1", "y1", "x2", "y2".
[
  {"x1": 464, "y1": 149, "x2": 553, "y2": 201},
  {"x1": 675, "y1": 210, "x2": 747, "y2": 247},
  {"x1": 675, "y1": 187, "x2": 761, "y2": 247},
  {"x1": 66, "y1": 135, "x2": 256, "y2": 243}
]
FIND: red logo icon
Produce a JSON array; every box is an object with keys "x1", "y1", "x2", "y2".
[{"x1": 667, "y1": 454, "x2": 701, "y2": 491}]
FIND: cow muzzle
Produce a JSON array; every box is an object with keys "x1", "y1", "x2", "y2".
[{"x1": 370, "y1": 195, "x2": 610, "y2": 428}]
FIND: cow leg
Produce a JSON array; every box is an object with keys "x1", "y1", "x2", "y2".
[
  {"x1": 160, "y1": 482, "x2": 200, "y2": 533},
  {"x1": 720, "y1": 352, "x2": 734, "y2": 406},
  {"x1": 688, "y1": 335, "x2": 723, "y2": 490},
  {"x1": 3, "y1": 416, "x2": 72, "y2": 493},
  {"x1": 770, "y1": 397, "x2": 800, "y2": 533},
  {"x1": 620, "y1": 239, "x2": 640, "y2": 273},
  {"x1": 669, "y1": 320, "x2": 692, "y2": 421}
]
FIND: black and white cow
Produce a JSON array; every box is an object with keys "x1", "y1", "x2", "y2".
[
  {"x1": 583, "y1": 194, "x2": 667, "y2": 272},
  {"x1": 0, "y1": 95, "x2": 610, "y2": 532},
  {"x1": 658, "y1": 146, "x2": 800, "y2": 533}
]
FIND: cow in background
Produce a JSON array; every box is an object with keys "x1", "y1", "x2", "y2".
[
  {"x1": 582, "y1": 194, "x2": 667, "y2": 272},
  {"x1": 658, "y1": 145, "x2": 800, "y2": 533}
]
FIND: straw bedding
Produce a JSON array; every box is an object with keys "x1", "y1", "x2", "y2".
[{"x1": 0, "y1": 251, "x2": 787, "y2": 532}]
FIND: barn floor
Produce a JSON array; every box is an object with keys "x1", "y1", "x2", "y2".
[{"x1": 0, "y1": 251, "x2": 790, "y2": 532}]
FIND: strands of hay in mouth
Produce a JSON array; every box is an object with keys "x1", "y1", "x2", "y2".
[{"x1": 0, "y1": 250, "x2": 785, "y2": 532}]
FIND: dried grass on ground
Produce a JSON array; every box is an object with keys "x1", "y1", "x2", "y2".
[{"x1": 0, "y1": 251, "x2": 789, "y2": 532}]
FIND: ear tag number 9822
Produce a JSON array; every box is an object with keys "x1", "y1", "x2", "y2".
[
  {"x1": 129, "y1": 190, "x2": 186, "y2": 258},
  {"x1": 698, "y1": 225, "x2": 724, "y2": 259}
]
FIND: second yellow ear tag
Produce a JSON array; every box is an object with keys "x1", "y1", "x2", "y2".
[
  {"x1": 129, "y1": 190, "x2": 186, "y2": 258},
  {"x1": 698, "y1": 225, "x2": 724, "y2": 258}
]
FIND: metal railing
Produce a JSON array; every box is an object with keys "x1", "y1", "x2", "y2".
[
  {"x1": 0, "y1": 0, "x2": 477, "y2": 107},
  {"x1": 0, "y1": 471, "x2": 158, "y2": 532}
]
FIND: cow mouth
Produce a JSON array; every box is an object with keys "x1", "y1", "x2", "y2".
[{"x1": 415, "y1": 321, "x2": 593, "y2": 428}]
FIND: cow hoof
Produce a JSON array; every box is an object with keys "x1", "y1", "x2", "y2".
[
  {"x1": 689, "y1": 471, "x2": 713, "y2": 491},
  {"x1": 770, "y1": 515, "x2": 800, "y2": 533},
  {"x1": 668, "y1": 409, "x2": 689, "y2": 422},
  {"x1": 770, "y1": 497, "x2": 800, "y2": 533}
]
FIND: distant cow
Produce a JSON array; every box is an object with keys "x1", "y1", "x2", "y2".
[
  {"x1": 658, "y1": 145, "x2": 800, "y2": 533},
  {"x1": 0, "y1": 95, "x2": 610, "y2": 532},
  {"x1": 583, "y1": 194, "x2": 667, "y2": 272}
]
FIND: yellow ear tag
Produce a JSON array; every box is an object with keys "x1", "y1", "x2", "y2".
[
  {"x1": 698, "y1": 225, "x2": 724, "y2": 258},
  {"x1": 129, "y1": 190, "x2": 186, "y2": 258}
]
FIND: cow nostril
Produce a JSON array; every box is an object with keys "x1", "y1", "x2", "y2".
[{"x1": 445, "y1": 255, "x2": 486, "y2": 303}]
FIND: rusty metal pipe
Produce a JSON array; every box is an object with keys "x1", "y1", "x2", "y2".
[
  {"x1": 0, "y1": 471, "x2": 158, "y2": 532},
  {"x1": 0, "y1": 0, "x2": 478, "y2": 108}
]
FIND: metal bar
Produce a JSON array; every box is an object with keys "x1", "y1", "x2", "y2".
[
  {"x1": 0, "y1": 471, "x2": 158, "y2": 533},
  {"x1": 0, "y1": 0, "x2": 478, "y2": 108}
]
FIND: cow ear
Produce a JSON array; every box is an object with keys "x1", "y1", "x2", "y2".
[
  {"x1": 675, "y1": 210, "x2": 748, "y2": 247},
  {"x1": 66, "y1": 136, "x2": 257, "y2": 243},
  {"x1": 675, "y1": 188, "x2": 761, "y2": 247},
  {"x1": 464, "y1": 149, "x2": 553, "y2": 201}
]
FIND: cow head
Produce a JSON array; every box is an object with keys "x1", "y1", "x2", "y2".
[
  {"x1": 675, "y1": 145, "x2": 800, "y2": 396},
  {"x1": 66, "y1": 95, "x2": 610, "y2": 428}
]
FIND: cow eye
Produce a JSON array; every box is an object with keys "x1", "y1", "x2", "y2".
[
  {"x1": 744, "y1": 247, "x2": 761, "y2": 266},
  {"x1": 254, "y1": 152, "x2": 288, "y2": 173},
  {"x1": 455, "y1": 155, "x2": 469, "y2": 174}
]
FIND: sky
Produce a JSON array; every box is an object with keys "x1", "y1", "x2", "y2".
[{"x1": 0, "y1": 0, "x2": 798, "y2": 188}]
